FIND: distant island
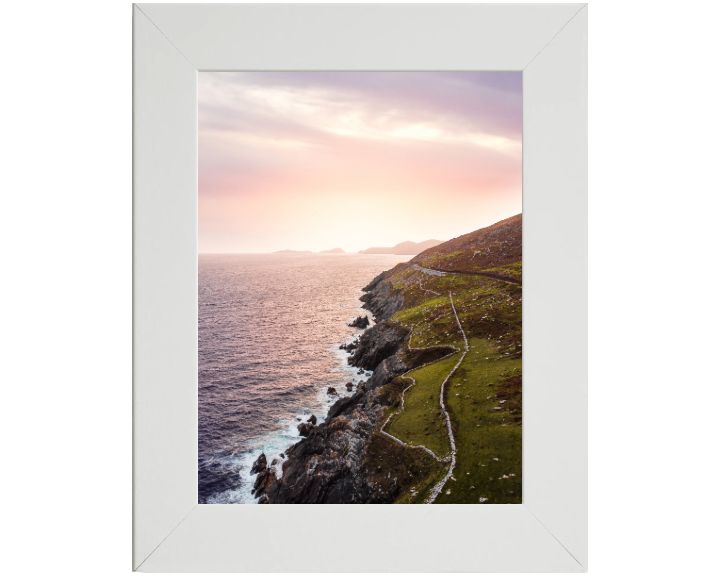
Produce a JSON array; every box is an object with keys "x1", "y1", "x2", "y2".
[
  {"x1": 359, "y1": 239, "x2": 444, "y2": 255},
  {"x1": 272, "y1": 243, "x2": 443, "y2": 255}
]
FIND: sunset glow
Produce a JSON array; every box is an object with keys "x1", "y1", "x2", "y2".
[{"x1": 199, "y1": 72, "x2": 522, "y2": 253}]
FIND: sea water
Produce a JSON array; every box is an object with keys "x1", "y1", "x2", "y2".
[{"x1": 198, "y1": 253, "x2": 411, "y2": 503}]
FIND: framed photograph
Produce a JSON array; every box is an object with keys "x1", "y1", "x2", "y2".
[{"x1": 134, "y1": 3, "x2": 587, "y2": 572}]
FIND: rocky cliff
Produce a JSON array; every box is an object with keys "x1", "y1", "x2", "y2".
[{"x1": 254, "y1": 316, "x2": 413, "y2": 503}]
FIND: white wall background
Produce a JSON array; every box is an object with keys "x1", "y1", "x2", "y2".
[{"x1": 1, "y1": 1, "x2": 717, "y2": 574}]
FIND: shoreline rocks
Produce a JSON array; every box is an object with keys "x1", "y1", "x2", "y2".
[
  {"x1": 340, "y1": 340, "x2": 358, "y2": 352},
  {"x1": 250, "y1": 453, "x2": 267, "y2": 475},
  {"x1": 297, "y1": 422, "x2": 315, "y2": 437},
  {"x1": 349, "y1": 315, "x2": 370, "y2": 329},
  {"x1": 348, "y1": 320, "x2": 409, "y2": 371},
  {"x1": 258, "y1": 267, "x2": 416, "y2": 504},
  {"x1": 253, "y1": 465, "x2": 277, "y2": 501}
]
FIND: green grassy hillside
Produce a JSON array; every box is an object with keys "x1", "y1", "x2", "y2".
[{"x1": 367, "y1": 214, "x2": 522, "y2": 504}]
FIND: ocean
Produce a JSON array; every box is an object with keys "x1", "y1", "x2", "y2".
[{"x1": 198, "y1": 253, "x2": 412, "y2": 503}]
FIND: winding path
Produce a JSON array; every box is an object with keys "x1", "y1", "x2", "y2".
[
  {"x1": 375, "y1": 286, "x2": 470, "y2": 504},
  {"x1": 379, "y1": 376, "x2": 450, "y2": 463},
  {"x1": 378, "y1": 263, "x2": 518, "y2": 501},
  {"x1": 379, "y1": 324, "x2": 456, "y2": 463},
  {"x1": 418, "y1": 274, "x2": 441, "y2": 297}
]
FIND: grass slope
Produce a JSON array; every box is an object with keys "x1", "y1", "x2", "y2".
[
  {"x1": 372, "y1": 256, "x2": 523, "y2": 504},
  {"x1": 435, "y1": 337, "x2": 522, "y2": 504},
  {"x1": 384, "y1": 354, "x2": 459, "y2": 458},
  {"x1": 358, "y1": 217, "x2": 524, "y2": 504}
]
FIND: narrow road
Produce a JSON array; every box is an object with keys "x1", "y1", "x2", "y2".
[
  {"x1": 412, "y1": 264, "x2": 522, "y2": 286},
  {"x1": 412, "y1": 264, "x2": 447, "y2": 277}
]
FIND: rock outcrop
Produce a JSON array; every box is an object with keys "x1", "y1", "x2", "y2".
[
  {"x1": 297, "y1": 422, "x2": 315, "y2": 437},
  {"x1": 348, "y1": 320, "x2": 409, "y2": 371},
  {"x1": 348, "y1": 315, "x2": 370, "y2": 328},
  {"x1": 253, "y1": 466, "x2": 277, "y2": 500},
  {"x1": 250, "y1": 453, "x2": 267, "y2": 475},
  {"x1": 359, "y1": 280, "x2": 404, "y2": 321},
  {"x1": 250, "y1": 452, "x2": 279, "y2": 501},
  {"x1": 340, "y1": 340, "x2": 358, "y2": 352},
  {"x1": 256, "y1": 391, "x2": 391, "y2": 503}
]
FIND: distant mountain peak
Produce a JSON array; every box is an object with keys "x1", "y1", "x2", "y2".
[{"x1": 359, "y1": 239, "x2": 444, "y2": 255}]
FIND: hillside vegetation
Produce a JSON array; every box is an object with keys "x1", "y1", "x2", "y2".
[{"x1": 364, "y1": 214, "x2": 522, "y2": 503}]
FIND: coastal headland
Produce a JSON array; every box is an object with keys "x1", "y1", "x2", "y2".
[{"x1": 252, "y1": 213, "x2": 523, "y2": 504}]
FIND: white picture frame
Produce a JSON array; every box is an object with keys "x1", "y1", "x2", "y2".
[{"x1": 133, "y1": 3, "x2": 587, "y2": 572}]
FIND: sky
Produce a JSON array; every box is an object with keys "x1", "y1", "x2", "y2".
[{"x1": 199, "y1": 72, "x2": 522, "y2": 253}]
